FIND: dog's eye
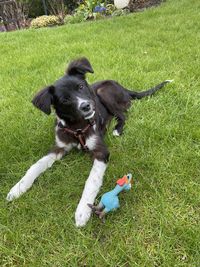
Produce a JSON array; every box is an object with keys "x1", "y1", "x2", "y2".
[
  {"x1": 61, "y1": 98, "x2": 70, "y2": 105},
  {"x1": 79, "y1": 84, "x2": 84, "y2": 90}
]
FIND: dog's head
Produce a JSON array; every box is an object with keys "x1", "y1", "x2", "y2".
[{"x1": 32, "y1": 58, "x2": 95, "y2": 121}]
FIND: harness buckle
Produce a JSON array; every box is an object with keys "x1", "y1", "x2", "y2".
[{"x1": 74, "y1": 129, "x2": 82, "y2": 137}]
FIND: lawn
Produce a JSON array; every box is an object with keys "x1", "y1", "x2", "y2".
[{"x1": 0, "y1": 0, "x2": 200, "y2": 266}]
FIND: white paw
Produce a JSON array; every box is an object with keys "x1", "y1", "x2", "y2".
[
  {"x1": 75, "y1": 201, "x2": 92, "y2": 227},
  {"x1": 165, "y1": 79, "x2": 174, "y2": 83},
  {"x1": 113, "y1": 129, "x2": 120, "y2": 137},
  {"x1": 6, "y1": 181, "x2": 27, "y2": 202}
]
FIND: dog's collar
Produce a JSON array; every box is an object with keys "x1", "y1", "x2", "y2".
[{"x1": 58, "y1": 120, "x2": 95, "y2": 151}]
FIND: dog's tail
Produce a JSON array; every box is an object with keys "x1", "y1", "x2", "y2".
[{"x1": 127, "y1": 80, "x2": 173, "y2": 100}]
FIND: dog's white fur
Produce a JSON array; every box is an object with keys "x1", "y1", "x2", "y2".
[
  {"x1": 55, "y1": 135, "x2": 76, "y2": 150},
  {"x1": 85, "y1": 134, "x2": 97, "y2": 150},
  {"x1": 113, "y1": 129, "x2": 120, "y2": 136},
  {"x1": 6, "y1": 152, "x2": 63, "y2": 201},
  {"x1": 77, "y1": 96, "x2": 88, "y2": 109},
  {"x1": 75, "y1": 159, "x2": 107, "y2": 227},
  {"x1": 76, "y1": 96, "x2": 95, "y2": 120}
]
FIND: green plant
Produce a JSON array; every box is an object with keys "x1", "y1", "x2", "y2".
[
  {"x1": 65, "y1": 1, "x2": 125, "y2": 24},
  {"x1": 83, "y1": 0, "x2": 103, "y2": 12},
  {"x1": 74, "y1": 0, "x2": 105, "y2": 21},
  {"x1": 105, "y1": 3, "x2": 116, "y2": 15},
  {"x1": 30, "y1": 15, "x2": 62, "y2": 28},
  {"x1": 93, "y1": 12, "x2": 105, "y2": 20},
  {"x1": 64, "y1": 13, "x2": 85, "y2": 24},
  {"x1": 112, "y1": 8, "x2": 130, "y2": 16},
  {"x1": 67, "y1": 1, "x2": 126, "y2": 24}
]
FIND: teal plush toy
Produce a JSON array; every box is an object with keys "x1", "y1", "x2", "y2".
[{"x1": 88, "y1": 173, "x2": 132, "y2": 222}]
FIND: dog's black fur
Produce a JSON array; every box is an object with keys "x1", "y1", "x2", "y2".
[{"x1": 32, "y1": 57, "x2": 170, "y2": 163}]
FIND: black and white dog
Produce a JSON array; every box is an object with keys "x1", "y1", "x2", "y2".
[{"x1": 6, "y1": 58, "x2": 172, "y2": 227}]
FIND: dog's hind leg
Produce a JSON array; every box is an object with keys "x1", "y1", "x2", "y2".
[
  {"x1": 6, "y1": 147, "x2": 66, "y2": 202},
  {"x1": 113, "y1": 113, "x2": 126, "y2": 136}
]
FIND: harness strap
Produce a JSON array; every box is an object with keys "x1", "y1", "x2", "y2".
[{"x1": 58, "y1": 120, "x2": 95, "y2": 151}]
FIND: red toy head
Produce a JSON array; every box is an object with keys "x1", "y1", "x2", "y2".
[
  {"x1": 117, "y1": 174, "x2": 132, "y2": 187},
  {"x1": 117, "y1": 175, "x2": 128, "y2": 186}
]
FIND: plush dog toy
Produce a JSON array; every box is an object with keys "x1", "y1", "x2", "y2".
[{"x1": 88, "y1": 173, "x2": 132, "y2": 222}]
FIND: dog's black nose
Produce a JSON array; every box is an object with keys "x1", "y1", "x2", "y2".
[{"x1": 80, "y1": 102, "x2": 91, "y2": 112}]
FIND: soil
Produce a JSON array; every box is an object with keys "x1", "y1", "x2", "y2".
[{"x1": 128, "y1": 0, "x2": 164, "y2": 12}]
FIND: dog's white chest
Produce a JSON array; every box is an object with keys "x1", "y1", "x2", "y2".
[
  {"x1": 77, "y1": 134, "x2": 97, "y2": 150},
  {"x1": 85, "y1": 135, "x2": 97, "y2": 150},
  {"x1": 56, "y1": 134, "x2": 97, "y2": 151}
]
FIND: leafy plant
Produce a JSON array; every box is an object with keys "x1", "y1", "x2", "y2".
[
  {"x1": 64, "y1": 1, "x2": 128, "y2": 25},
  {"x1": 64, "y1": 13, "x2": 85, "y2": 24},
  {"x1": 30, "y1": 15, "x2": 62, "y2": 28},
  {"x1": 105, "y1": 3, "x2": 116, "y2": 15},
  {"x1": 112, "y1": 8, "x2": 130, "y2": 16},
  {"x1": 74, "y1": 0, "x2": 105, "y2": 21}
]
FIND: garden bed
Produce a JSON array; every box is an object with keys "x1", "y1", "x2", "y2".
[{"x1": 1, "y1": 0, "x2": 165, "y2": 32}]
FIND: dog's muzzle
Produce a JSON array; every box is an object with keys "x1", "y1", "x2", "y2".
[{"x1": 79, "y1": 101, "x2": 95, "y2": 120}]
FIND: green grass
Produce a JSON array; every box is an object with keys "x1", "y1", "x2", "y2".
[{"x1": 0, "y1": 0, "x2": 200, "y2": 266}]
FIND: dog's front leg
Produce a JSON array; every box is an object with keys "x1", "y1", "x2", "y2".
[
  {"x1": 6, "y1": 147, "x2": 65, "y2": 201},
  {"x1": 75, "y1": 147, "x2": 109, "y2": 227},
  {"x1": 75, "y1": 159, "x2": 107, "y2": 227}
]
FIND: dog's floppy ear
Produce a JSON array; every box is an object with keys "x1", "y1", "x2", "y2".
[
  {"x1": 66, "y1": 57, "x2": 94, "y2": 78},
  {"x1": 32, "y1": 85, "x2": 54, "y2": 115}
]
